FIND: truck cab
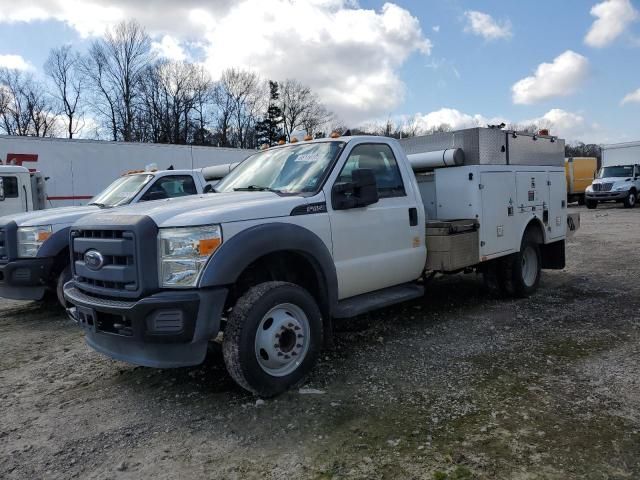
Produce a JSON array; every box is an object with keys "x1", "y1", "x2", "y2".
[
  {"x1": 0, "y1": 166, "x2": 46, "y2": 216},
  {"x1": 64, "y1": 130, "x2": 575, "y2": 397},
  {"x1": 0, "y1": 169, "x2": 212, "y2": 307},
  {"x1": 585, "y1": 164, "x2": 640, "y2": 209}
]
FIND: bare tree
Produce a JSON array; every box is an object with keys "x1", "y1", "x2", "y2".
[
  {"x1": 82, "y1": 20, "x2": 153, "y2": 141},
  {"x1": 0, "y1": 68, "x2": 59, "y2": 137},
  {"x1": 279, "y1": 79, "x2": 333, "y2": 140},
  {"x1": 45, "y1": 45, "x2": 83, "y2": 138}
]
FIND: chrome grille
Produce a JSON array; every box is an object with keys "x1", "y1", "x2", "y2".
[
  {"x1": 71, "y1": 229, "x2": 138, "y2": 292},
  {"x1": 592, "y1": 183, "x2": 613, "y2": 192}
]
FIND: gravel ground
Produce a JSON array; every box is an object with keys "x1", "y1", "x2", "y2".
[{"x1": 1, "y1": 204, "x2": 639, "y2": 480}]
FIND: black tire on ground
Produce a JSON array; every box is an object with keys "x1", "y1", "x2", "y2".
[
  {"x1": 222, "y1": 281, "x2": 323, "y2": 397},
  {"x1": 586, "y1": 199, "x2": 598, "y2": 209},
  {"x1": 623, "y1": 190, "x2": 637, "y2": 209},
  {"x1": 56, "y1": 265, "x2": 72, "y2": 308},
  {"x1": 497, "y1": 231, "x2": 542, "y2": 298}
]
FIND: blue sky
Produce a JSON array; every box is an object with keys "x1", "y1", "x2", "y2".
[{"x1": 0, "y1": 0, "x2": 638, "y2": 144}]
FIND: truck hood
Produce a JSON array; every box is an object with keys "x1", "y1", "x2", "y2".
[
  {"x1": 80, "y1": 192, "x2": 306, "y2": 227},
  {"x1": 0, "y1": 205, "x2": 100, "y2": 228},
  {"x1": 593, "y1": 177, "x2": 632, "y2": 184}
]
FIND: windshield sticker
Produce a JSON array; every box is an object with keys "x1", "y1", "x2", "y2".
[{"x1": 294, "y1": 154, "x2": 321, "y2": 163}]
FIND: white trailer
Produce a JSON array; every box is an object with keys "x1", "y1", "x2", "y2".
[
  {"x1": 0, "y1": 136, "x2": 254, "y2": 214},
  {"x1": 601, "y1": 140, "x2": 640, "y2": 167}
]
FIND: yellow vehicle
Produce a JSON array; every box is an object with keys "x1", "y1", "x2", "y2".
[{"x1": 565, "y1": 157, "x2": 598, "y2": 205}]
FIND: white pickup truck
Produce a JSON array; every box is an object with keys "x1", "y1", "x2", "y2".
[
  {"x1": 64, "y1": 128, "x2": 575, "y2": 396},
  {"x1": 0, "y1": 169, "x2": 214, "y2": 307}
]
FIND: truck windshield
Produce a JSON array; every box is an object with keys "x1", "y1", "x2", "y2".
[
  {"x1": 598, "y1": 166, "x2": 634, "y2": 178},
  {"x1": 215, "y1": 141, "x2": 346, "y2": 195},
  {"x1": 89, "y1": 174, "x2": 154, "y2": 207}
]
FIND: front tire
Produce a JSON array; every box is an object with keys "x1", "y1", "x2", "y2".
[
  {"x1": 623, "y1": 190, "x2": 637, "y2": 209},
  {"x1": 586, "y1": 199, "x2": 598, "y2": 209},
  {"x1": 222, "y1": 281, "x2": 323, "y2": 397},
  {"x1": 498, "y1": 232, "x2": 541, "y2": 298},
  {"x1": 56, "y1": 265, "x2": 72, "y2": 308}
]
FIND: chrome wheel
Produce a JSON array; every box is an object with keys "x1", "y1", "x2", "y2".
[
  {"x1": 254, "y1": 303, "x2": 310, "y2": 377},
  {"x1": 521, "y1": 245, "x2": 538, "y2": 288}
]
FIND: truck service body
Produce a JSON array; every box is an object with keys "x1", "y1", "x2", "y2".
[
  {"x1": 0, "y1": 135, "x2": 253, "y2": 215},
  {"x1": 64, "y1": 128, "x2": 576, "y2": 396},
  {"x1": 0, "y1": 169, "x2": 214, "y2": 307},
  {"x1": 585, "y1": 141, "x2": 640, "y2": 209}
]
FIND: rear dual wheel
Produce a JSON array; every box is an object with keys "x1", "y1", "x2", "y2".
[
  {"x1": 483, "y1": 232, "x2": 541, "y2": 298},
  {"x1": 222, "y1": 281, "x2": 323, "y2": 397}
]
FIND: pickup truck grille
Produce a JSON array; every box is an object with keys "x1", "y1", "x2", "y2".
[
  {"x1": 592, "y1": 183, "x2": 613, "y2": 192},
  {"x1": 71, "y1": 229, "x2": 138, "y2": 293}
]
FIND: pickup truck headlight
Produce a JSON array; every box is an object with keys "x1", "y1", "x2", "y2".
[
  {"x1": 17, "y1": 225, "x2": 52, "y2": 257},
  {"x1": 614, "y1": 185, "x2": 628, "y2": 191},
  {"x1": 585, "y1": 185, "x2": 593, "y2": 192},
  {"x1": 158, "y1": 225, "x2": 222, "y2": 288}
]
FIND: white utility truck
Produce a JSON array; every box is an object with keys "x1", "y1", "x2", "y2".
[
  {"x1": 0, "y1": 135, "x2": 253, "y2": 215},
  {"x1": 0, "y1": 165, "x2": 46, "y2": 216},
  {"x1": 0, "y1": 168, "x2": 217, "y2": 307},
  {"x1": 64, "y1": 128, "x2": 576, "y2": 396},
  {"x1": 585, "y1": 140, "x2": 640, "y2": 209}
]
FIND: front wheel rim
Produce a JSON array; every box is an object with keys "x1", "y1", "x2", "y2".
[
  {"x1": 254, "y1": 303, "x2": 310, "y2": 377},
  {"x1": 521, "y1": 246, "x2": 538, "y2": 287}
]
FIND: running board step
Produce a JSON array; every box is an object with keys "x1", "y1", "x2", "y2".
[{"x1": 333, "y1": 283, "x2": 424, "y2": 319}]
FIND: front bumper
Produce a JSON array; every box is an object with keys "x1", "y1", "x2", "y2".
[
  {"x1": 0, "y1": 257, "x2": 55, "y2": 300},
  {"x1": 64, "y1": 283, "x2": 228, "y2": 368},
  {"x1": 585, "y1": 191, "x2": 629, "y2": 201}
]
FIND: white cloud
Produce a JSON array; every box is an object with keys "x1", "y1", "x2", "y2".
[
  {"x1": 522, "y1": 109, "x2": 604, "y2": 143},
  {"x1": 0, "y1": 54, "x2": 33, "y2": 70},
  {"x1": 411, "y1": 108, "x2": 506, "y2": 131},
  {"x1": 463, "y1": 11, "x2": 512, "y2": 40},
  {"x1": 512, "y1": 50, "x2": 589, "y2": 105},
  {"x1": 621, "y1": 88, "x2": 640, "y2": 104},
  {"x1": 152, "y1": 35, "x2": 187, "y2": 61},
  {"x1": 432, "y1": 25, "x2": 440, "y2": 33},
  {"x1": 585, "y1": 0, "x2": 639, "y2": 48},
  {"x1": 0, "y1": 0, "x2": 431, "y2": 124}
]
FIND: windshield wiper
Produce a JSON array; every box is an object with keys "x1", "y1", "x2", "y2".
[
  {"x1": 233, "y1": 185, "x2": 282, "y2": 194},
  {"x1": 88, "y1": 202, "x2": 109, "y2": 209}
]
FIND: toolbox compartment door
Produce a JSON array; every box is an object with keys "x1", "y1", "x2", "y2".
[{"x1": 480, "y1": 171, "x2": 517, "y2": 257}]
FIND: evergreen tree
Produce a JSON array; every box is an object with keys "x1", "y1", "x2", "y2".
[{"x1": 255, "y1": 80, "x2": 283, "y2": 146}]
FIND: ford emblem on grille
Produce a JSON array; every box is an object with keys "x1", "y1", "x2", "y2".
[{"x1": 84, "y1": 250, "x2": 105, "y2": 271}]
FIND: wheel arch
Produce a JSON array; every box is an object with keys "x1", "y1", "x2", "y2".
[{"x1": 199, "y1": 223, "x2": 338, "y2": 318}]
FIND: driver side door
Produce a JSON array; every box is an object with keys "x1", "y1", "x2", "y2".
[{"x1": 326, "y1": 142, "x2": 424, "y2": 299}]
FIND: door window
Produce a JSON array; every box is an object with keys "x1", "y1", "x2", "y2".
[
  {"x1": 0, "y1": 177, "x2": 19, "y2": 198},
  {"x1": 336, "y1": 144, "x2": 405, "y2": 198},
  {"x1": 141, "y1": 175, "x2": 198, "y2": 201}
]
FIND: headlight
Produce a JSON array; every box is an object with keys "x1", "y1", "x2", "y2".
[
  {"x1": 614, "y1": 185, "x2": 627, "y2": 191},
  {"x1": 17, "y1": 225, "x2": 52, "y2": 257},
  {"x1": 586, "y1": 185, "x2": 593, "y2": 192},
  {"x1": 158, "y1": 225, "x2": 222, "y2": 287}
]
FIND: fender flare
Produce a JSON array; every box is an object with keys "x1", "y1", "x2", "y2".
[
  {"x1": 519, "y1": 216, "x2": 546, "y2": 245},
  {"x1": 198, "y1": 222, "x2": 338, "y2": 314},
  {"x1": 37, "y1": 226, "x2": 71, "y2": 259}
]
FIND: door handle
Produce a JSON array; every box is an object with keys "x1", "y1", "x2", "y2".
[{"x1": 409, "y1": 207, "x2": 418, "y2": 226}]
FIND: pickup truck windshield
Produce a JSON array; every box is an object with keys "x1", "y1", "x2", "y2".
[
  {"x1": 216, "y1": 141, "x2": 345, "y2": 195},
  {"x1": 598, "y1": 166, "x2": 635, "y2": 178},
  {"x1": 90, "y1": 174, "x2": 154, "y2": 207}
]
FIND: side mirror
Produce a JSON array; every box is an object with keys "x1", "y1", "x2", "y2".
[
  {"x1": 0, "y1": 177, "x2": 4, "y2": 201},
  {"x1": 332, "y1": 168, "x2": 379, "y2": 210},
  {"x1": 141, "y1": 190, "x2": 168, "y2": 202},
  {"x1": 203, "y1": 184, "x2": 214, "y2": 194}
]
